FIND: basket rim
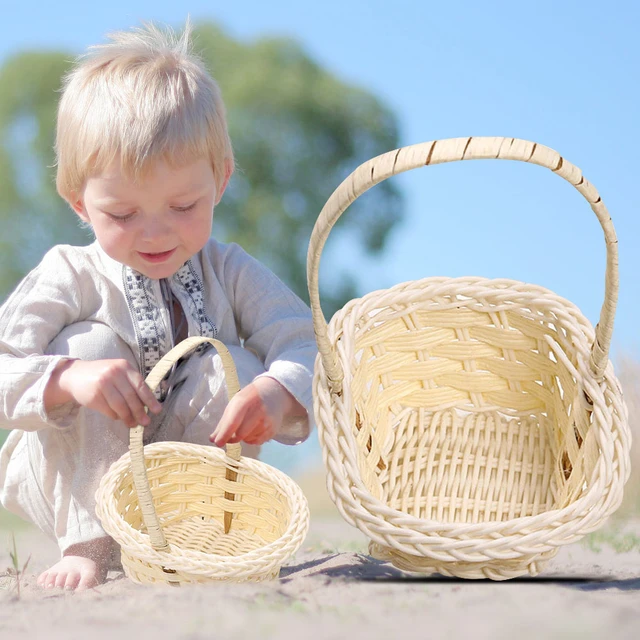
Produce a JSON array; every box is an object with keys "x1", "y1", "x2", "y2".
[
  {"x1": 327, "y1": 276, "x2": 601, "y2": 392},
  {"x1": 331, "y1": 459, "x2": 618, "y2": 541},
  {"x1": 319, "y1": 443, "x2": 627, "y2": 559},
  {"x1": 332, "y1": 276, "x2": 594, "y2": 333},
  {"x1": 95, "y1": 441, "x2": 310, "y2": 567}
]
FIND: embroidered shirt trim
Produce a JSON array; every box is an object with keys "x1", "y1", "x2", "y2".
[
  {"x1": 123, "y1": 258, "x2": 216, "y2": 381},
  {"x1": 123, "y1": 268, "x2": 170, "y2": 380},
  {"x1": 172, "y1": 261, "x2": 217, "y2": 339}
]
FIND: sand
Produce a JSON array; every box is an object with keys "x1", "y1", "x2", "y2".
[{"x1": 1, "y1": 516, "x2": 639, "y2": 640}]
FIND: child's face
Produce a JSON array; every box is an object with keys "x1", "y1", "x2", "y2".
[{"x1": 72, "y1": 156, "x2": 229, "y2": 279}]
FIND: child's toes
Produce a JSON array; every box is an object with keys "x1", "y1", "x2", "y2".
[
  {"x1": 55, "y1": 571, "x2": 68, "y2": 589},
  {"x1": 76, "y1": 572, "x2": 98, "y2": 592},
  {"x1": 64, "y1": 571, "x2": 81, "y2": 590},
  {"x1": 45, "y1": 572, "x2": 58, "y2": 589}
]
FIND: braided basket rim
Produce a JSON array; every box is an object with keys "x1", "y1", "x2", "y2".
[
  {"x1": 315, "y1": 275, "x2": 630, "y2": 546},
  {"x1": 333, "y1": 276, "x2": 593, "y2": 330}
]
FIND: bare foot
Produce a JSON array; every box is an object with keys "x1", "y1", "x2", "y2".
[{"x1": 37, "y1": 536, "x2": 115, "y2": 591}]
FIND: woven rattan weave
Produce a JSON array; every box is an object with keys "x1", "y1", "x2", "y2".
[
  {"x1": 96, "y1": 336, "x2": 309, "y2": 585},
  {"x1": 307, "y1": 136, "x2": 631, "y2": 580}
]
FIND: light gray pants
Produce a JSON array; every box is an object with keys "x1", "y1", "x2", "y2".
[{"x1": 0, "y1": 322, "x2": 264, "y2": 553}]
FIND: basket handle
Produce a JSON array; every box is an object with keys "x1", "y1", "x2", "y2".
[
  {"x1": 129, "y1": 336, "x2": 242, "y2": 552},
  {"x1": 307, "y1": 136, "x2": 619, "y2": 392}
]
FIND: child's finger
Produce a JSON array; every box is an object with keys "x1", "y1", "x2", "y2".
[
  {"x1": 127, "y1": 370, "x2": 162, "y2": 414},
  {"x1": 246, "y1": 420, "x2": 277, "y2": 445},
  {"x1": 95, "y1": 403, "x2": 120, "y2": 423},
  {"x1": 91, "y1": 388, "x2": 122, "y2": 423},
  {"x1": 210, "y1": 399, "x2": 250, "y2": 447},
  {"x1": 102, "y1": 385, "x2": 136, "y2": 428},
  {"x1": 227, "y1": 415, "x2": 266, "y2": 444},
  {"x1": 115, "y1": 377, "x2": 151, "y2": 427},
  {"x1": 239, "y1": 430, "x2": 270, "y2": 446}
]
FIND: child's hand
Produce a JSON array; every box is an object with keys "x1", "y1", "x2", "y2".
[
  {"x1": 210, "y1": 377, "x2": 304, "y2": 447},
  {"x1": 46, "y1": 359, "x2": 162, "y2": 428}
]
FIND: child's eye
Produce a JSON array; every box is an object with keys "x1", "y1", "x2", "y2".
[
  {"x1": 173, "y1": 202, "x2": 197, "y2": 213},
  {"x1": 105, "y1": 212, "x2": 135, "y2": 222}
]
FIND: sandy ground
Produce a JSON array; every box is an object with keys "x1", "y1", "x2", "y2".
[{"x1": 0, "y1": 514, "x2": 639, "y2": 640}]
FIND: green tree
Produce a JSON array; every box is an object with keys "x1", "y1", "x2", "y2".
[
  {"x1": 0, "y1": 22, "x2": 403, "y2": 315},
  {"x1": 0, "y1": 51, "x2": 93, "y2": 289}
]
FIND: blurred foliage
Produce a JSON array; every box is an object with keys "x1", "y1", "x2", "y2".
[
  {"x1": 0, "y1": 21, "x2": 403, "y2": 317},
  {"x1": 0, "y1": 51, "x2": 92, "y2": 290},
  {"x1": 616, "y1": 356, "x2": 640, "y2": 516}
]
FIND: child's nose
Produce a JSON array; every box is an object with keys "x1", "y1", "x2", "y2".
[{"x1": 141, "y1": 214, "x2": 173, "y2": 241}]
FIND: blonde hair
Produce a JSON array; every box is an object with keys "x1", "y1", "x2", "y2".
[{"x1": 55, "y1": 20, "x2": 233, "y2": 200}]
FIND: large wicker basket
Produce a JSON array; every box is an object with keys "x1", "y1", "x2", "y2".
[
  {"x1": 95, "y1": 336, "x2": 309, "y2": 585},
  {"x1": 307, "y1": 136, "x2": 631, "y2": 580}
]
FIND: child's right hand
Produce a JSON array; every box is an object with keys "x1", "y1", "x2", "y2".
[{"x1": 45, "y1": 359, "x2": 162, "y2": 428}]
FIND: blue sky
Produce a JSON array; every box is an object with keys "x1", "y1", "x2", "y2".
[{"x1": 2, "y1": 1, "x2": 638, "y2": 472}]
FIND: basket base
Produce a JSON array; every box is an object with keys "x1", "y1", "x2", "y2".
[
  {"x1": 121, "y1": 517, "x2": 280, "y2": 585},
  {"x1": 369, "y1": 542, "x2": 560, "y2": 581}
]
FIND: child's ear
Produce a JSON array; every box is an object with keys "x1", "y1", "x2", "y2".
[
  {"x1": 214, "y1": 159, "x2": 234, "y2": 205},
  {"x1": 69, "y1": 193, "x2": 90, "y2": 223}
]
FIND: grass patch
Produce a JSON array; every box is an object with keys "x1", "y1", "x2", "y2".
[
  {"x1": 582, "y1": 528, "x2": 640, "y2": 554},
  {"x1": 0, "y1": 508, "x2": 29, "y2": 532}
]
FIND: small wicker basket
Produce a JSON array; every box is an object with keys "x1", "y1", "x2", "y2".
[
  {"x1": 307, "y1": 136, "x2": 631, "y2": 580},
  {"x1": 95, "y1": 336, "x2": 309, "y2": 585}
]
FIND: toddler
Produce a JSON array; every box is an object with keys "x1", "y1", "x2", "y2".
[{"x1": 0, "y1": 22, "x2": 316, "y2": 591}]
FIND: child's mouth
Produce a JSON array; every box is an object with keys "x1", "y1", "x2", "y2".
[{"x1": 138, "y1": 249, "x2": 177, "y2": 263}]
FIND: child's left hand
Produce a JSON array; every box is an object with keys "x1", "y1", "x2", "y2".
[{"x1": 210, "y1": 377, "x2": 305, "y2": 447}]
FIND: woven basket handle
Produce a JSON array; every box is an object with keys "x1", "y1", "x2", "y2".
[
  {"x1": 129, "y1": 336, "x2": 242, "y2": 552},
  {"x1": 307, "y1": 137, "x2": 619, "y2": 391}
]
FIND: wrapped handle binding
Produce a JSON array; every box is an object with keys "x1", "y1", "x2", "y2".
[
  {"x1": 307, "y1": 137, "x2": 619, "y2": 392},
  {"x1": 129, "y1": 337, "x2": 242, "y2": 552}
]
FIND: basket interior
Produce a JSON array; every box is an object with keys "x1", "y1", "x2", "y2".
[
  {"x1": 113, "y1": 453, "x2": 292, "y2": 554},
  {"x1": 346, "y1": 293, "x2": 600, "y2": 523}
]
